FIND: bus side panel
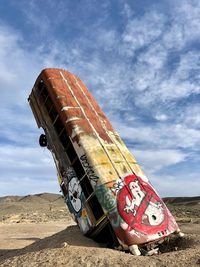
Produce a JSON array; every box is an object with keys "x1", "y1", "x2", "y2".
[{"x1": 29, "y1": 68, "x2": 180, "y2": 248}]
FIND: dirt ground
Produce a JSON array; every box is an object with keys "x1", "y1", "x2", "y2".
[{"x1": 0, "y1": 193, "x2": 199, "y2": 267}]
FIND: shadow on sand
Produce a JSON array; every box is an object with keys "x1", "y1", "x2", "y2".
[
  {"x1": 0, "y1": 225, "x2": 99, "y2": 262},
  {"x1": 0, "y1": 225, "x2": 198, "y2": 263}
]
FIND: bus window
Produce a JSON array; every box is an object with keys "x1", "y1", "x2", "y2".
[
  {"x1": 80, "y1": 176, "x2": 93, "y2": 199},
  {"x1": 66, "y1": 142, "x2": 77, "y2": 163},
  {"x1": 59, "y1": 130, "x2": 71, "y2": 148},
  {"x1": 72, "y1": 158, "x2": 85, "y2": 179},
  {"x1": 54, "y1": 117, "x2": 64, "y2": 135},
  {"x1": 40, "y1": 85, "x2": 48, "y2": 102},
  {"x1": 44, "y1": 96, "x2": 53, "y2": 111},
  {"x1": 87, "y1": 195, "x2": 104, "y2": 221},
  {"x1": 49, "y1": 106, "x2": 58, "y2": 122},
  {"x1": 37, "y1": 80, "x2": 44, "y2": 91}
]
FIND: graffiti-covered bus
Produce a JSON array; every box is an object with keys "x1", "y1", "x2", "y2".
[{"x1": 28, "y1": 68, "x2": 183, "y2": 255}]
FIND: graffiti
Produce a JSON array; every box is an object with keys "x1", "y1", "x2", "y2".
[
  {"x1": 111, "y1": 180, "x2": 124, "y2": 195},
  {"x1": 61, "y1": 167, "x2": 76, "y2": 187},
  {"x1": 68, "y1": 177, "x2": 82, "y2": 213},
  {"x1": 65, "y1": 167, "x2": 77, "y2": 179},
  {"x1": 108, "y1": 208, "x2": 123, "y2": 228},
  {"x1": 95, "y1": 183, "x2": 123, "y2": 228},
  {"x1": 77, "y1": 208, "x2": 91, "y2": 233},
  {"x1": 65, "y1": 167, "x2": 83, "y2": 216},
  {"x1": 95, "y1": 184, "x2": 116, "y2": 212},
  {"x1": 117, "y1": 174, "x2": 167, "y2": 234},
  {"x1": 124, "y1": 180, "x2": 145, "y2": 215},
  {"x1": 80, "y1": 154, "x2": 99, "y2": 186}
]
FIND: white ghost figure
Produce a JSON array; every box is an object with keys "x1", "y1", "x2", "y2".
[
  {"x1": 124, "y1": 180, "x2": 145, "y2": 214},
  {"x1": 68, "y1": 177, "x2": 82, "y2": 213}
]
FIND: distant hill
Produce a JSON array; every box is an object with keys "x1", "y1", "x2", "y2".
[
  {"x1": 163, "y1": 196, "x2": 200, "y2": 206},
  {"x1": 0, "y1": 193, "x2": 68, "y2": 223},
  {"x1": 0, "y1": 193, "x2": 200, "y2": 206},
  {"x1": 0, "y1": 193, "x2": 62, "y2": 204}
]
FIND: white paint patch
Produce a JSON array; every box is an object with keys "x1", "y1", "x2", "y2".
[
  {"x1": 61, "y1": 106, "x2": 81, "y2": 111},
  {"x1": 120, "y1": 222, "x2": 128, "y2": 230},
  {"x1": 65, "y1": 117, "x2": 80, "y2": 124}
]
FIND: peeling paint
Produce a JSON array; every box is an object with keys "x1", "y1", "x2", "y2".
[{"x1": 28, "y1": 68, "x2": 181, "y2": 252}]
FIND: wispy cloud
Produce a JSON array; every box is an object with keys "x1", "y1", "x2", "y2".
[
  {"x1": 180, "y1": 104, "x2": 200, "y2": 128},
  {"x1": 164, "y1": 0, "x2": 200, "y2": 49},
  {"x1": 0, "y1": 145, "x2": 57, "y2": 196},
  {"x1": 0, "y1": 0, "x2": 199, "y2": 196},
  {"x1": 122, "y1": 11, "x2": 166, "y2": 55},
  {"x1": 132, "y1": 149, "x2": 187, "y2": 173},
  {"x1": 151, "y1": 173, "x2": 200, "y2": 197}
]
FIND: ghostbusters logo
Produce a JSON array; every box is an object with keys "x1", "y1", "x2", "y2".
[{"x1": 114, "y1": 174, "x2": 168, "y2": 234}]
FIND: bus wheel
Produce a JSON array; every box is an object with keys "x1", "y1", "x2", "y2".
[{"x1": 39, "y1": 134, "x2": 47, "y2": 147}]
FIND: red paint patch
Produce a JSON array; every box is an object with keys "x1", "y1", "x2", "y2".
[{"x1": 117, "y1": 174, "x2": 169, "y2": 235}]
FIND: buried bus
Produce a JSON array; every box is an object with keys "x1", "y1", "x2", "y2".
[{"x1": 28, "y1": 68, "x2": 183, "y2": 255}]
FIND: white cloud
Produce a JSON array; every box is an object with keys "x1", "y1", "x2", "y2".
[
  {"x1": 164, "y1": 0, "x2": 200, "y2": 49},
  {"x1": 122, "y1": 11, "x2": 166, "y2": 52},
  {"x1": 175, "y1": 51, "x2": 200, "y2": 83},
  {"x1": 0, "y1": 178, "x2": 59, "y2": 196},
  {"x1": 0, "y1": 146, "x2": 55, "y2": 174},
  {"x1": 168, "y1": 124, "x2": 200, "y2": 149},
  {"x1": 156, "y1": 51, "x2": 200, "y2": 102},
  {"x1": 94, "y1": 30, "x2": 118, "y2": 52},
  {"x1": 130, "y1": 45, "x2": 199, "y2": 109},
  {"x1": 0, "y1": 25, "x2": 42, "y2": 106},
  {"x1": 0, "y1": 26, "x2": 22, "y2": 87},
  {"x1": 179, "y1": 105, "x2": 200, "y2": 128},
  {"x1": 120, "y1": 2, "x2": 134, "y2": 19},
  {"x1": 0, "y1": 24, "x2": 61, "y2": 196},
  {"x1": 151, "y1": 173, "x2": 200, "y2": 197},
  {"x1": 115, "y1": 121, "x2": 200, "y2": 151},
  {"x1": 154, "y1": 113, "x2": 168, "y2": 122},
  {"x1": 132, "y1": 148, "x2": 187, "y2": 173},
  {"x1": 117, "y1": 1, "x2": 200, "y2": 110},
  {"x1": 0, "y1": 0, "x2": 199, "y2": 197},
  {"x1": 0, "y1": 145, "x2": 58, "y2": 196}
]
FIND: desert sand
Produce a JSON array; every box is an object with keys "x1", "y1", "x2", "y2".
[{"x1": 0, "y1": 193, "x2": 199, "y2": 266}]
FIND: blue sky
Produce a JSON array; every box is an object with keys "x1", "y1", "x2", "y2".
[{"x1": 0, "y1": 0, "x2": 199, "y2": 197}]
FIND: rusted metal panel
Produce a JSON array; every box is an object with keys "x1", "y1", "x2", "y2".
[{"x1": 28, "y1": 68, "x2": 182, "y2": 255}]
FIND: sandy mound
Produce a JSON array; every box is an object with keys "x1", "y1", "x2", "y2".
[
  {"x1": 1, "y1": 226, "x2": 199, "y2": 267},
  {"x1": 0, "y1": 193, "x2": 199, "y2": 267}
]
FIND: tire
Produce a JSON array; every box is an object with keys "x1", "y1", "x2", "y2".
[{"x1": 39, "y1": 134, "x2": 47, "y2": 147}]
